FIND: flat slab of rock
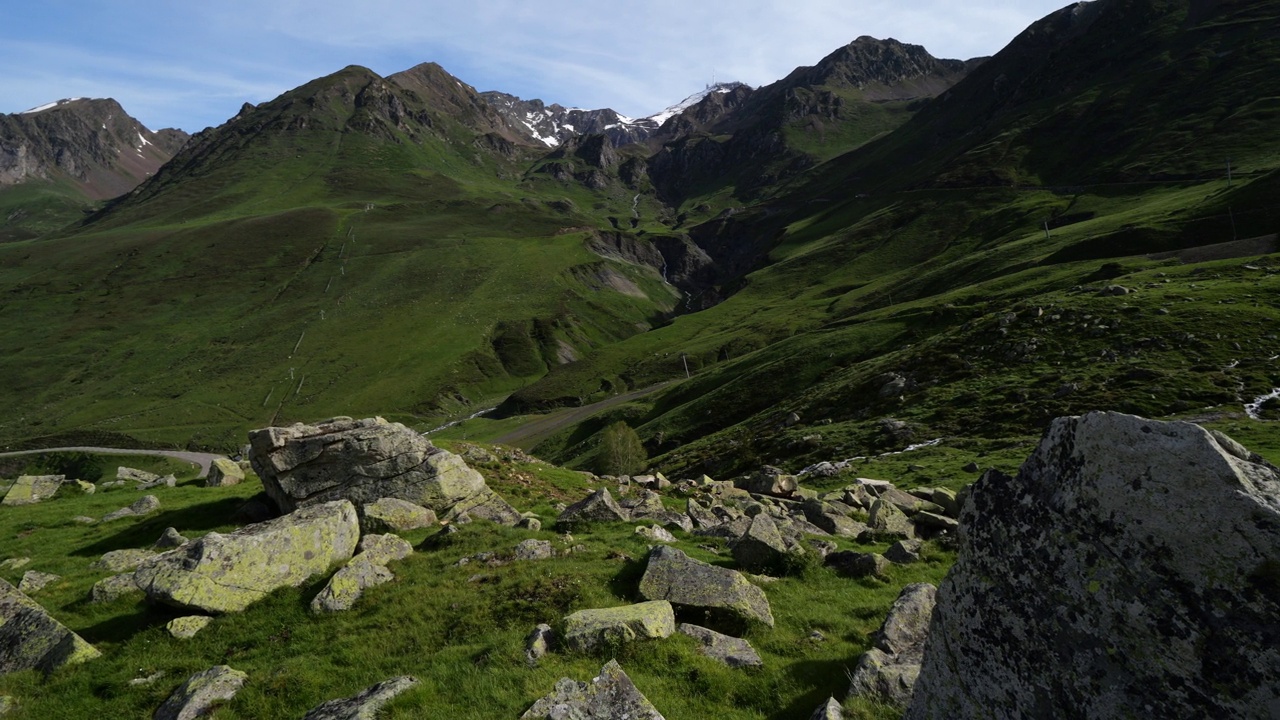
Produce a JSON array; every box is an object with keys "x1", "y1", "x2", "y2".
[
  {"x1": 849, "y1": 583, "x2": 936, "y2": 707},
  {"x1": 154, "y1": 665, "x2": 246, "y2": 720},
  {"x1": 302, "y1": 675, "x2": 419, "y2": 720},
  {"x1": 134, "y1": 500, "x2": 359, "y2": 614},
  {"x1": 908, "y1": 413, "x2": 1280, "y2": 719},
  {"x1": 638, "y1": 546, "x2": 774, "y2": 627},
  {"x1": 166, "y1": 616, "x2": 213, "y2": 639},
  {"x1": 93, "y1": 548, "x2": 158, "y2": 573},
  {"x1": 521, "y1": 659, "x2": 665, "y2": 719},
  {"x1": 117, "y1": 467, "x2": 159, "y2": 483},
  {"x1": 2, "y1": 475, "x2": 64, "y2": 506},
  {"x1": 248, "y1": 417, "x2": 512, "y2": 523},
  {"x1": 17, "y1": 571, "x2": 59, "y2": 594},
  {"x1": 512, "y1": 539, "x2": 554, "y2": 561},
  {"x1": 359, "y1": 497, "x2": 437, "y2": 533},
  {"x1": 205, "y1": 458, "x2": 244, "y2": 487},
  {"x1": 678, "y1": 623, "x2": 762, "y2": 667},
  {"x1": 103, "y1": 495, "x2": 160, "y2": 522},
  {"x1": 0, "y1": 577, "x2": 100, "y2": 675},
  {"x1": 562, "y1": 600, "x2": 675, "y2": 652}
]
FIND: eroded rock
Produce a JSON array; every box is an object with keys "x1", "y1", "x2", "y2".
[
  {"x1": 677, "y1": 623, "x2": 762, "y2": 668},
  {"x1": 638, "y1": 545, "x2": 774, "y2": 627},
  {"x1": 0, "y1": 577, "x2": 100, "y2": 675},
  {"x1": 849, "y1": 583, "x2": 936, "y2": 707},
  {"x1": 153, "y1": 665, "x2": 247, "y2": 720},
  {"x1": 562, "y1": 601, "x2": 675, "y2": 652},
  {"x1": 302, "y1": 675, "x2": 419, "y2": 720},
  {"x1": 1, "y1": 475, "x2": 64, "y2": 506},
  {"x1": 205, "y1": 458, "x2": 244, "y2": 487},
  {"x1": 520, "y1": 659, "x2": 665, "y2": 719}
]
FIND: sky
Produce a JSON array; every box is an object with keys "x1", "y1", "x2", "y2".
[{"x1": 1, "y1": 1, "x2": 1075, "y2": 133}]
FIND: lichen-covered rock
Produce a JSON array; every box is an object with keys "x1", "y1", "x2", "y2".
[
  {"x1": 908, "y1": 413, "x2": 1280, "y2": 719},
  {"x1": 826, "y1": 551, "x2": 891, "y2": 580},
  {"x1": 512, "y1": 539, "x2": 554, "y2": 561},
  {"x1": 17, "y1": 571, "x2": 59, "y2": 594},
  {"x1": 358, "y1": 497, "x2": 437, "y2": 533},
  {"x1": 0, "y1": 559, "x2": 28, "y2": 571},
  {"x1": 134, "y1": 500, "x2": 359, "y2": 614},
  {"x1": 884, "y1": 539, "x2": 924, "y2": 565},
  {"x1": 556, "y1": 488, "x2": 628, "y2": 528},
  {"x1": 93, "y1": 548, "x2": 158, "y2": 573},
  {"x1": 357, "y1": 533, "x2": 412, "y2": 566},
  {"x1": 638, "y1": 546, "x2": 774, "y2": 627},
  {"x1": 520, "y1": 660, "x2": 665, "y2": 719},
  {"x1": 90, "y1": 573, "x2": 141, "y2": 604},
  {"x1": 302, "y1": 675, "x2": 420, "y2": 720},
  {"x1": 248, "y1": 417, "x2": 514, "y2": 523},
  {"x1": 102, "y1": 494, "x2": 160, "y2": 522},
  {"x1": 153, "y1": 665, "x2": 247, "y2": 720},
  {"x1": 735, "y1": 470, "x2": 797, "y2": 498},
  {"x1": 117, "y1": 467, "x2": 158, "y2": 483},
  {"x1": 154, "y1": 527, "x2": 189, "y2": 549},
  {"x1": 311, "y1": 559, "x2": 393, "y2": 614},
  {"x1": 810, "y1": 697, "x2": 843, "y2": 720},
  {"x1": 864, "y1": 498, "x2": 913, "y2": 540},
  {"x1": 929, "y1": 488, "x2": 958, "y2": 517},
  {"x1": 562, "y1": 601, "x2": 675, "y2": 652},
  {"x1": 1, "y1": 475, "x2": 64, "y2": 506},
  {"x1": 677, "y1": 623, "x2": 762, "y2": 667},
  {"x1": 731, "y1": 514, "x2": 790, "y2": 574},
  {"x1": 0, "y1": 577, "x2": 100, "y2": 675},
  {"x1": 849, "y1": 583, "x2": 936, "y2": 707},
  {"x1": 525, "y1": 623, "x2": 556, "y2": 666},
  {"x1": 205, "y1": 458, "x2": 244, "y2": 487},
  {"x1": 801, "y1": 500, "x2": 866, "y2": 537},
  {"x1": 635, "y1": 524, "x2": 677, "y2": 543},
  {"x1": 166, "y1": 616, "x2": 212, "y2": 639},
  {"x1": 137, "y1": 474, "x2": 176, "y2": 490}
]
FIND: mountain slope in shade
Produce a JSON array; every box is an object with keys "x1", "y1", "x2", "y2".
[{"x1": 0, "y1": 98, "x2": 188, "y2": 200}]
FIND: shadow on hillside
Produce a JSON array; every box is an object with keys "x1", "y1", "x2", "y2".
[
  {"x1": 769, "y1": 658, "x2": 860, "y2": 720},
  {"x1": 76, "y1": 603, "x2": 181, "y2": 646},
  {"x1": 71, "y1": 497, "x2": 248, "y2": 557}
]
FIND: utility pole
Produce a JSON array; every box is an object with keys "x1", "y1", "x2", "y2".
[
  {"x1": 1227, "y1": 157, "x2": 1233, "y2": 188},
  {"x1": 1229, "y1": 206, "x2": 1238, "y2": 241},
  {"x1": 681, "y1": 353, "x2": 691, "y2": 379},
  {"x1": 1044, "y1": 220, "x2": 1051, "y2": 240}
]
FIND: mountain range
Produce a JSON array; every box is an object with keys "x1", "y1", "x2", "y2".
[{"x1": 0, "y1": 0, "x2": 1276, "y2": 484}]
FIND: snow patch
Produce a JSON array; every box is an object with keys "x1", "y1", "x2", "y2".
[
  {"x1": 137, "y1": 132, "x2": 152, "y2": 147},
  {"x1": 645, "y1": 83, "x2": 740, "y2": 126},
  {"x1": 19, "y1": 97, "x2": 86, "y2": 114}
]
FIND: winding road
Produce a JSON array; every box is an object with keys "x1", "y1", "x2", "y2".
[
  {"x1": 492, "y1": 381, "x2": 676, "y2": 447},
  {"x1": 0, "y1": 447, "x2": 223, "y2": 479}
]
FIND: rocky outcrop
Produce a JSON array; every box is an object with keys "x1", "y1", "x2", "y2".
[
  {"x1": 908, "y1": 413, "x2": 1280, "y2": 719},
  {"x1": 153, "y1": 665, "x2": 247, "y2": 720},
  {"x1": 638, "y1": 546, "x2": 774, "y2": 627},
  {"x1": 1, "y1": 475, "x2": 64, "y2": 506},
  {"x1": 134, "y1": 500, "x2": 359, "y2": 614},
  {"x1": 521, "y1": 660, "x2": 665, "y2": 719},
  {"x1": 556, "y1": 488, "x2": 628, "y2": 528},
  {"x1": 562, "y1": 601, "x2": 676, "y2": 652},
  {"x1": 849, "y1": 583, "x2": 936, "y2": 706},
  {"x1": 302, "y1": 675, "x2": 420, "y2": 720},
  {"x1": 248, "y1": 416, "x2": 518, "y2": 523},
  {"x1": 0, "y1": 578, "x2": 100, "y2": 675}
]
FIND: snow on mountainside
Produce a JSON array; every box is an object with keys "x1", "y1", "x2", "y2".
[
  {"x1": 20, "y1": 98, "x2": 89, "y2": 114},
  {"x1": 647, "y1": 82, "x2": 747, "y2": 127}
]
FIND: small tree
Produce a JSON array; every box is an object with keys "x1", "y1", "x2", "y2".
[{"x1": 595, "y1": 421, "x2": 647, "y2": 476}]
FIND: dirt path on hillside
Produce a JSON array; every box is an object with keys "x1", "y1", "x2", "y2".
[
  {"x1": 0, "y1": 447, "x2": 223, "y2": 479},
  {"x1": 492, "y1": 381, "x2": 677, "y2": 448}
]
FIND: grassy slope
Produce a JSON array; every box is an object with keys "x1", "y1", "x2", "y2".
[{"x1": 0, "y1": 451, "x2": 951, "y2": 720}]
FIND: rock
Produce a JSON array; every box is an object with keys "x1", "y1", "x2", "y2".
[
  {"x1": 129, "y1": 671, "x2": 165, "y2": 687},
  {"x1": 518, "y1": 516, "x2": 542, "y2": 531},
  {"x1": 880, "y1": 487, "x2": 943, "y2": 516},
  {"x1": 1097, "y1": 284, "x2": 1131, "y2": 296},
  {"x1": 311, "y1": 556, "x2": 394, "y2": 614},
  {"x1": 865, "y1": 498, "x2": 914, "y2": 540},
  {"x1": 930, "y1": 488, "x2": 959, "y2": 517},
  {"x1": 69, "y1": 480, "x2": 96, "y2": 495},
  {"x1": 884, "y1": 539, "x2": 924, "y2": 565},
  {"x1": 90, "y1": 573, "x2": 141, "y2": 604},
  {"x1": 0, "y1": 696, "x2": 13, "y2": 716},
  {"x1": 0, "y1": 558, "x2": 29, "y2": 571},
  {"x1": 1, "y1": 475, "x2": 64, "y2": 506},
  {"x1": 135, "y1": 500, "x2": 359, "y2": 614},
  {"x1": 825, "y1": 551, "x2": 891, "y2": 580},
  {"x1": 850, "y1": 583, "x2": 936, "y2": 707},
  {"x1": 686, "y1": 499, "x2": 719, "y2": 529},
  {"x1": 359, "y1": 497, "x2": 437, "y2": 533},
  {"x1": 677, "y1": 623, "x2": 762, "y2": 668},
  {"x1": 513, "y1": 539, "x2": 554, "y2": 561},
  {"x1": 117, "y1": 467, "x2": 159, "y2": 483},
  {"x1": 302, "y1": 676, "x2": 420, "y2": 720},
  {"x1": 735, "y1": 470, "x2": 798, "y2": 498},
  {"x1": 138, "y1": 474, "x2": 176, "y2": 490},
  {"x1": 102, "y1": 494, "x2": 160, "y2": 522},
  {"x1": 0, "y1": 577, "x2": 100, "y2": 674},
  {"x1": 731, "y1": 514, "x2": 790, "y2": 574},
  {"x1": 17, "y1": 571, "x2": 59, "y2": 594},
  {"x1": 802, "y1": 500, "x2": 867, "y2": 537},
  {"x1": 93, "y1": 548, "x2": 158, "y2": 572},
  {"x1": 562, "y1": 600, "x2": 676, "y2": 652},
  {"x1": 205, "y1": 458, "x2": 244, "y2": 487},
  {"x1": 166, "y1": 616, "x2": 213, "y2": 639},
  {"x1": 525, "y1": 623, "x2": 556, "y2": 666},
  {"x1": 154, "y1": 527, "x2": 189, "y2": 549},
  {"x1": 153, "y1": 665, "x2": 247, "y2": 720},
  {"x1": 73, "y1": 516, "x2": 97, "y2": 525},
  {"x1": 556, "y1": 488, "x2": 628, "y2": 528},
  {"x1": 810, "y1": 697, "x2": 843, "y2": 720},
  {"x1": 635, "y1": 524, "x2": 677, "y2": 543},
  {"x1": 638, "y1": 545, "x2": 774, "y2": 627},
  {"x1": 961, "y1": 461, "x2": 979, "y2": 473},
  {"x1": 249, "y1": 417, "x2": 514, "y2": 522},
  {"x1": 911, "y1": 512, "x2": 958, "y2": 532},
  {"x1": 520, "y1": 659, "x2": 665, "y2": 719},
  {"x1": 908, "y1": 413, "x2": 1280, "y2": 719},
  {"x1": 357, "y1": 534, "x2": 412, "y2": 566}
]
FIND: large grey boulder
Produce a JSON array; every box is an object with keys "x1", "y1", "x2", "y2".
[
  {"x1": 248, "y1": 416, "x2": 518, "y2": 523},
  {"x1": 90, "y1": 573, "x2": 142, "y2": 604},
  {"x1": 678, "y1": 623, "x2": 762, "y2": 668},
  {"x1": 562, "y1": 601, "x2": 676, "y2": 652},
  {"x1": 302, "y1": 675, "x2": 419, "y2": 720},
  {"x1": 117, "y1": 467, "x2": 159, "y2": 483},
  {"x1": 730, "y1": 514, "x2": 790, "y2": 574},
  {"x1": 0, "y1": 578, "x2": 100, "y2": 674},
  {"x1": 153, "y1": 665, "x2": 247, "y2": 720},
  {"x1": 908, "y1": 413, "x2": 1280, "y2": 719},
  {"x1": 849, "y1": 583, "x2": 936, "y2": 707},
  {"x1": 1, "y1": 475, "x2": 64, "y2": 506},
  {"x1": 358, "y1": 497, "x2": 437, "y2": 533},
  {"x1": 556, "y1": 488, "x2": 629, "y2": 528},
  {"x1": 205, "y1": 458, "x2": 244, "y2": 487},
  {"x1": 735, "y1": 469, "x2": 797, "y2": 498},
  {"x1": 521, "y1": 659, "x2": 665, "y2": 719},
  {"x1": 134, "y1": 500, "x2": 359, "y2": 614},
  {"x1": 638, "y1": 545, "x2": 774, "y2": 627},
  {"x1": 810, "y1": 697, "x2": 843, "y2": 720},
  {"x1": 102, "y1": 494, "x2": 161, "y2": 522}
]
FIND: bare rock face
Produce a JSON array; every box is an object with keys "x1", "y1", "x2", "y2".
[
  {"x1": 248, "y1": 416, "x2": 518, "y2": 522},
  {"x1": 908, "y1": 412, "x2": 1280, "y2": 719}
]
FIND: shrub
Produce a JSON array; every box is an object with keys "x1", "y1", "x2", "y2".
[{"x1": 595, "y1": 422, "x2": 647, "y2": 476}]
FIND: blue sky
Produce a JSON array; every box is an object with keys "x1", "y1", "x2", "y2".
[{"x1": 1, "y1": 1, "x2": 1075, "y2": 133}]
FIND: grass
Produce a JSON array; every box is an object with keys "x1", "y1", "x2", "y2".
[{"x1": 0, "y1": 450, "x2": 952, "y2": 719}]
